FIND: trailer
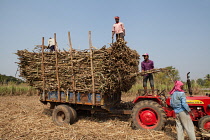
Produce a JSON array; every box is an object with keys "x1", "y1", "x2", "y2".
[{"x1": 16, "y1": 31, "x2": 141, "y2": 126}]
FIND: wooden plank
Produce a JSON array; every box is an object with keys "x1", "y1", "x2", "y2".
[
  {"x1": 89, "y1": 31, "x2": 95, "y2": 105},
  {"x1": 41, "y1": 37, "x2": 46, "y2": 101},
  {"x1": 68, "y1": 32, "x2": 76, "y2": 104},
  {"x1": 54, "y1": 33, "x2": 61, "y2": 102}
]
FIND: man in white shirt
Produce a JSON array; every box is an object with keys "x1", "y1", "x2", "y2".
[
  {"x1": 112, "y1": 16, "x2": 125, "y2": 41},
  {"x1": 48, "y1": 37, "x2": 56, "y2": 52}
]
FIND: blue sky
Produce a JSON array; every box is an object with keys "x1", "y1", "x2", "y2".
[{"x1": 0, "y1": 0, "x2": 209, "y2": 81}]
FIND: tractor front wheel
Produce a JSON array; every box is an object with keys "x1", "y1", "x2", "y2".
[
  {"x1": 132, "y1": 100, "x2": 166, "y2": 130},
  {"x1": 198, "y1": 115, "x2": 210, "y2": 131}
]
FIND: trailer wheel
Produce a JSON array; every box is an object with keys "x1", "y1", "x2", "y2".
[
  {"x1": 68, "y1": 106, "x2": 77, "y2": 124},
  {"x1": 52, "y1": 104, "x2": 73, "y2": 126},
  {"x1": 198, "y1": 116, "x2": 210, "y2": 131},
  {"x1": 132, "y1": 100, "x2": 166, "y2": 130}
]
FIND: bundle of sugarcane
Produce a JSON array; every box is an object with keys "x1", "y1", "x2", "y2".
[
  {"x1": 100, "y1": 38, "x2": 140, "y2": 93},
  {"x1": 136, "y1": 68, "x2": 175, "y2": 76},
  {"x1": 16, "y1": 38, "x2": 140, "y2": 94}
]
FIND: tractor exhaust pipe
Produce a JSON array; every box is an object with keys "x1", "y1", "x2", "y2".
[{"x1": 187, "y1": 72, "x2": 193, "y2": 96}]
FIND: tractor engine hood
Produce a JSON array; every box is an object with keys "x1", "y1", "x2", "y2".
[{"x1": 166, "y1": 95, "x2": 210, "y2": 106}]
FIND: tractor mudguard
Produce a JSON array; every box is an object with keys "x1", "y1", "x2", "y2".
[{"x1": 133, "y1": 96, "x2": 162, "y2": 105}]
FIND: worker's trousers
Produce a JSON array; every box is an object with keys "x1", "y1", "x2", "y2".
[{"x1": 175, "y1": 111, "x2": 196, "y2": 140}]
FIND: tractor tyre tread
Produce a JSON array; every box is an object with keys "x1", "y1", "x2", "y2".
[
  {"x1": 198, "y1": 115, "x2": 210, "y2": 132},
  {"x1": 131, "y1": 100, "x2": 166, "y2": 130}
]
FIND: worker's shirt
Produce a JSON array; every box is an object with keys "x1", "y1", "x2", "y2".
[
  {"x1": 112, "y1": 22, "x2": 125, "y2": 34},
  {"x1": 141, "y1": 60, "x2": 154, "y2": 71},
  {"x1": 48, "y1": 38, "x2": 55, "y2": 46},
  {"x1": 170, "y1": 91, "x2": 191, "y2": 114}
]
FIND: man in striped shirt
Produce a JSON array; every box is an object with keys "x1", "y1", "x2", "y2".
[{"x1": 112, "y1": 16, "x2": 125, "y2": 41}]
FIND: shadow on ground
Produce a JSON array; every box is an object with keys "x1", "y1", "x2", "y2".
[{"x1": 42, "y1": 108, "x2": 130, "y2": 122}]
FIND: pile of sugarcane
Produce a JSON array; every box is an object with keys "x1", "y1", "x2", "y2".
[{"x1": 16, "y1": 38, "x2": 140, "y2": 94}]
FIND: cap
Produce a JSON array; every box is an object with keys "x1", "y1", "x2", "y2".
[
  {"x1": 142, "y1": 53, "x2": 149, "y2": 56},
  {"x1": 114, "y1": 16, "x2": 120, "y2": 19}
]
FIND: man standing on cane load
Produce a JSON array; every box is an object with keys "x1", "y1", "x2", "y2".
[
  {"x1": 141, "y1": 53, "x2": 154, "y2": 95},
  {"x1": 48, "y1": 37, "x2": 56, "y2": 52},
  {"x1": 170, "y1": 81, "x2": 196, "y2": 140},
  {"x1": 112, "y1": 16, "x2": 125, "y2": 41}
]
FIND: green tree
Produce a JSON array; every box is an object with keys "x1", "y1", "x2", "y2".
[
  {"x1": 154, "y1": 66, "x2": 180, "y2": 91},
  {"x1": 204, "y1": 74, "x2": 210, "y2": 87},
  {"x1": 0, "y1": 74, "x2": 24, "y2": 84},
  {"x1": 197, "y1": 78, "x2": 205, "y2": 86},
  {"x1": 205, "y1": 74, "x2": 210, "y2": 81},
  {"x1": 165, "y1": 66, "x2": 180, "y2": 82}
]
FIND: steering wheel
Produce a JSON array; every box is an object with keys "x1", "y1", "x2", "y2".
[{"x1": 157, "y1": 89, "x2": 166, "y2": 98}]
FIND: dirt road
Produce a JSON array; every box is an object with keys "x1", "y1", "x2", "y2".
[{"x1": 0, "y1": 96, "x2": 178, "y2": 140}]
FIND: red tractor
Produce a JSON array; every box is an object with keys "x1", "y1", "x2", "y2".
[{"x1": 131, "y1": 72, "x2": 210, "y2": 132}]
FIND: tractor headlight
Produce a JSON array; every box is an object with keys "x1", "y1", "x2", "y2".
[
  {"x1": 197, "y1": 107, "x2": 202, "y2": 110},
  {"x1": 208, "y1": 105, "x2": 210, "y2": 108}
]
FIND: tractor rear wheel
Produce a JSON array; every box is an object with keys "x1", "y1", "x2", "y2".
[
  {"x1": 132, "y1": 100, "x2": 166, "y2": 130},
  {"x1": 198, "y1": 115, "x2": 210, "y2": 131},
  {"x1": 52, "y1": 104, "x2": 73, "y2": 126}
]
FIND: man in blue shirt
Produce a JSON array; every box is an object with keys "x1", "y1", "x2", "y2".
[{"x1": 170, "y1": 81, "x2": 196, "y2": 140}]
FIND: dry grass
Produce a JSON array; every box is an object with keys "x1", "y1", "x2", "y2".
[{"x1": 0, "y1": 95, "x2": 199, "y2": 140}]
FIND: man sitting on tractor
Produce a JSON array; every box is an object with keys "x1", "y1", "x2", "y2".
[
  {"x1": 141, "y1": 53, "x2": 154, "y2": 95},
  {"x1": 170, "y1": 81, "x2": 196, "y2": 140}
]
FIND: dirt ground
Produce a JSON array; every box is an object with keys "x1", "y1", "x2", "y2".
[{"x1": 0, "y1": 95, "x2": 202, "y2": 140}]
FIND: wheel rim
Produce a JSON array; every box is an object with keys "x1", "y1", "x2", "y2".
[
  {"x1": 57, "y1": 111, "x2": 65, "y2": 122},
  {"x1": 204, "y1": 121, "x2": 210, "y2": 130},
  {"x1": 137, "y1": 108, "x2": 158, "y2": 129}
]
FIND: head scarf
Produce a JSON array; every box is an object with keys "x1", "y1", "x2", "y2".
[{"x1": 169, "y1": 81, "x2": 184, "y2": 95}]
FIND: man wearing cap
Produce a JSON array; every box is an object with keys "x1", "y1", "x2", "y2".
[
  {"x1": 141, "y1": 53, "x2": 154, "y2": 95},
  {"x1": 112, "y1": 16, "x2": 125, "y2": 41}
]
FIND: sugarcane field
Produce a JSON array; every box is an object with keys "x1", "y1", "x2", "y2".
[{"x1": 1, "y1": 1, "x2": 210, "y2": 140}]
